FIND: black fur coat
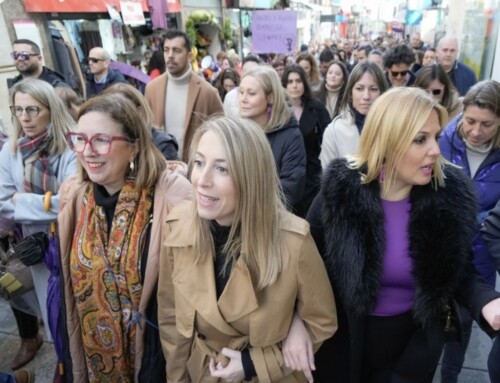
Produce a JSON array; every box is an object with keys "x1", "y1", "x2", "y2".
[{"x1": 320, "y1": 158, "x2": 491, "y2": 326}]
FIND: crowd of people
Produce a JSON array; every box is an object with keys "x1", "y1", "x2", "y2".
[{"x1": 0, "y1": 28, "x2": 499, "y2": 383}]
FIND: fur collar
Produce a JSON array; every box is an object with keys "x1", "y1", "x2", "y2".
[{"x1": 321, "y1": 159, "x2": 477, "y2": 326}]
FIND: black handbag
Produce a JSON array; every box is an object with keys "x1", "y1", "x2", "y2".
[
  {"x1": 13, "y1": 232, "x2": 49, "y2": 266},
  {"x1": 443, "y1": 299, "x2": 462, "y2": 343}
]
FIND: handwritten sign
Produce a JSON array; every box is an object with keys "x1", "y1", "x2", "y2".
[
  {"x1": 252, "y1": 10, "x2": 297, "y2": 54},
  {"x1": 119, "y1": 1, "x2": 145, "y2": 26}
]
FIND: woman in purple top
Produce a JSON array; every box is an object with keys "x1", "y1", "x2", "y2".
[{"x1": 281, "y1": 87, "x2": 500, "y2": 383}]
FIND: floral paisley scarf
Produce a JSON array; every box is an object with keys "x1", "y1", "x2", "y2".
[{"x1": 70, "y1": 181, "x2": 153, "y2": 382}]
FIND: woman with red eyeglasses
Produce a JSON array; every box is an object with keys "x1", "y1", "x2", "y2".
[
  {"x1": 58, "y1": 94, "x2": 192, "y2": 382},
  {"x1": 0, "y1": 78, "x2": 77, "y2": 370},
  {"x1": 413, "y1": 64, "x2": 462, "y2": 123},
  {"x1": 384, "y1": 45, "x2": 417, "y2": 88}
]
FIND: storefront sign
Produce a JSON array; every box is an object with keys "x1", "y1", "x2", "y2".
[
  {"x1": 120, "y1": 0, "x2": 146, "y2": 26},
  {"x1": 22, "y1": 0, "x2": 148, "y2": 13},
  {"x1": 252, "y1": 10, "x2": 297, "y2": 54}
]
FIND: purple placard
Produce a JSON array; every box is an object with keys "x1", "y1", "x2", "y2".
[{"x1": 252, "y1": 10, "x2": 297, "y2": 54}]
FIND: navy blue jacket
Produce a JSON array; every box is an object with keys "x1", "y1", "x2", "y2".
[
  {"x1": 86, "y1": 68, "x2": 127, "y2": 98},
  {"x1": 450, "y1": 61, "x2": 477, "y2": 97},
  {"x1": 266, "y1": 117, "x2": 307, "y2": 209},
  {"x1": 439, "y1": 114, "x2": 500, "y2": 285}
]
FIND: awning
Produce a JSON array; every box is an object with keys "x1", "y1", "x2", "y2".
[{"x1": 23, "y1": 0, "x2": 149, "y2": 13}]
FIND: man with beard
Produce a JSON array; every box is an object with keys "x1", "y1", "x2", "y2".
[
  {"x1": 7, "y1": 39, "x2": 67, "y2": 89},
  {"x1": 145, "y1": 30, "x2": 223, "y2": 162}
]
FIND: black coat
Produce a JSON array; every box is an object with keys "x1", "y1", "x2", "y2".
[
  {"x1": 482, "y1": 199, "x2": 500, "y2": 270},
  {"x1": 266, "y1": 117, "x2": 306, "y2": 209},
  {"x1": 7, "y1": 66, "x2": 67, "y2": 89},
  {"x1": 307, "y1": 159, "x2": 500, "y2": 383},
  {"x1": 295, "y1": 99, "x2": 331, "y2": 217}
]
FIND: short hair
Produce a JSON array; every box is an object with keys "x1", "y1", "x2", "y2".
[
  {"x1": 319, "y1": 48, "x2": 334, "y2": 63},
  {"x1": 316, "y1": 61, "x2": 348, "y2": 116},
  {"x1": 241, "y1": 66, "x2": 293, "y2": 132},
  {"x1": 413, "y1": 64, "x2": 458, "y2": 114},
  {"x1": 216, "y1": 51, "x2": 228, "y2": 61},
  {"x1": 339, "y1": 62, "x2": 389, "y2": 115},
  {"x1": 187, "y1": 116, "x2": 285, "y2": 289},
  {"x1": 162, "y1": 30, "x2": 192, "y2": 52},
  {"x1": 369, "y1": 49, "x2": 383, "y2": 58},
  {"x1": 384, "y1": 44, "x2": 416, "y2": 68},
  {"x1": 350, "y1": 87, "x2": 448, "y2": 196},
  {"x1": 459, "y1": 80, "x2": 500, "y2": 149},
  {"x1": 12, "y1": 39, "x2": 40, "y2": 54},
  {"x1": 281, "y1": 64, "x2": 312, "y2": 104},
  {"x1": 9, "y1": 78, "x2": 75, "y2": 154},
  {"x1": 296, "y1": 52, "x2": 321, "y2": 85},
  {"x1": 77, "y1": 94, "x2": 166, "y2": 189},
  {"x1": 242, "y1": 54, "x2": 261, "y2": 66},
  {"x1": 358, "y1": 45, "x2": 373, "y2": 57}
]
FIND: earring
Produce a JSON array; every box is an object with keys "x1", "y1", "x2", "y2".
[
  {"x1": 266, "y1": 103, "x2": 273, "y2": 119},
  {"x1": 379, "y1": 164, "x2": 385, "y2": 183},
  {"x1": 129, "y1": 160, "x2": 135, "y2": 173}
]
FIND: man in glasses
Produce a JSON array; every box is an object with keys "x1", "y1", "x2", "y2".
[
  {"x1": 383, "y1": 44, "x2": 416, "y2": 88},
  {"x1": 85, "y1": 47, "x2": 127, "y2": 98},
  {"x1": 7, "y1": 39, "x2": 67, "y2": 89},
  {"x1": 436, "y1": 35, "x2": 477, "y2": 97}
]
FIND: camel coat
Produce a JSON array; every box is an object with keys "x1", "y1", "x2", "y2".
[
  {"x1": 145, "y1": 72, "x2": 224, "y2": 162},
  {"x1": 58, "y1": 170, "x2": 193, "y2": 383},
  {"x1": 158, "y1": 203, "x2": 337, "y2": 383}
]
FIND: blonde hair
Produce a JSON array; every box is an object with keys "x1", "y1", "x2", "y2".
[
  {"x1": 241, "y1": 66, "x2": 293, "y2": 132},
  {"x1": 186, "y1": 116, "x2": 286, "y2": 289},
  {"x1": 349, "y1": 87, "x2": 449, "y2": 197},
  {"x1": 9, "y1": 78, "x2": 75, "y2": 154},
  {"x1": 77, "y1": 94, "x2": 166, "y2": 190},
  {"x1": 102, "y1": 83, "x2": 155, "y2": 127}
]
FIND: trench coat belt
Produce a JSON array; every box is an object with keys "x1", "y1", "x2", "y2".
[{"x1": 194, "y1": 331, "x2": 250, "y2": 368}]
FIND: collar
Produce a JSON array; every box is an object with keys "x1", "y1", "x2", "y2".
[
  {"x1": 94, "y1": 72, "x2": 108, "y2": 84},
  {"x1": 167, "y1": 64, "x2": 192, "y2": 84}
]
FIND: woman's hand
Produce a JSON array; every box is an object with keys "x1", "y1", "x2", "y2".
[
  {"x1": 482, "y1": 297, "x2": 500, "y2": 330},
  {"x1": 209, "y1": 348, "x2": 245, "y2": 382},
  {"x1": 282, "y1": 313, "x2": 315, "y2": 383}
]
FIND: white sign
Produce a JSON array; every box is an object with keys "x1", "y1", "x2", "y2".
[{"x1": 119, "y1": 1, "x2": 145, "y2": 26}]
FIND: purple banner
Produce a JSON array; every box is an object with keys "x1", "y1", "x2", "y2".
[{"x1": 252, "y1": 10, "x2": 297, "y2": 54}]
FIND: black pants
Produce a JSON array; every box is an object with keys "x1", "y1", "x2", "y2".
[
  {"x1": 362, "y1": 311, "x2": 441, "y2": 383},
  {"x1": 11, "y1": 306, "x2": 39, "y2": 339}
]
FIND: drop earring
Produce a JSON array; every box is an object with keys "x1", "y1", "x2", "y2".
[
  {"x1": 266, "y1": 103, "x2": 273, "y2": 119},
  {"x1": 129, "y1": 160, "x2": 135, "y2": 173}
]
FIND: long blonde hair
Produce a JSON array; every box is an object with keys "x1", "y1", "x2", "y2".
[
  {"x1": 9, "y1": 78, "x2": 75, "y2": 154},
  {"x1": 349, "y1": 87, "x2": 449, "y2": 196},
  {"x1": 186, "y1": 116, "x2": 286, "y2": 289}
]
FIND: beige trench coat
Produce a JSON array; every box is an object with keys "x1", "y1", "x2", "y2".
[{"x1": 158, "y1": 203, "x2": 337, "y2": 383}]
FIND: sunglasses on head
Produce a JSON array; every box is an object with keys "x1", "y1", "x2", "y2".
[
  {"x1": 88, "y1": 57, "x2": 105, "y2": 63},
  {"x1": 11, "y1": 51, "x2": 37, "y2": 60},
  {"x1": 390, "y1": 70, "x2": 409, "y2": 78},
  {"x1": 428, "y1": 88, "x2": 443, "y2": 96}
]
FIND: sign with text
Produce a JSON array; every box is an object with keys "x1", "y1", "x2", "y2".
[
  {"x1": 252, "y1": 10, "x2": 297, "y2": 54},
  {"x1": 119, "y1": 0, "x2": 145, "y2": 26}
]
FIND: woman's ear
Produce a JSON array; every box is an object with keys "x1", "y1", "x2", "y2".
[{"x1": 267, "y1": 94, "x2": 274, "y2": 105}]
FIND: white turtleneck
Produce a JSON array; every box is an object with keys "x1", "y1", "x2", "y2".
[
  {"x1": 465, "y1": 139, "x2": 493, "y2": 178},
  {"x1": 325, "y1": 83, "x2": 342, "y2": 118},
  {"x1": 165, "y1": 65, "x2": 192, "y2": 154}
]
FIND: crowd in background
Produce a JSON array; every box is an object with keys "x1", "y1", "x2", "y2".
[{"x1": 0, "y1": 28, "x2": 499, "y2": 383}]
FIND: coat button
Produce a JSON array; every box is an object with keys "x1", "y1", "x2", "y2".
[{"x1": 197, "y1": 333, "x2": 206, "y2": 340}]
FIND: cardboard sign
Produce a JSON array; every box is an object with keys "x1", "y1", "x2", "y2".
[
  {"x1": 252, "y1": 10, "x2": 297, "y2": 54},
  {"x1": 120, "y1": 1, "x2": 146, "y2": 26}
]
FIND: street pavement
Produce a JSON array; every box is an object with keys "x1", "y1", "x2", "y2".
[{"x1": 1, "y1": 277, "x2": 499, "y2": 382}]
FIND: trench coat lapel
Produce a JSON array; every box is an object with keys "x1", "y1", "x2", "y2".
[
  {"x1": 217, "y1": 258, "x2": 259, "y2": 323},
  {"x1": 172, "y1": 246, "x2": 242, "y2": 336}
]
